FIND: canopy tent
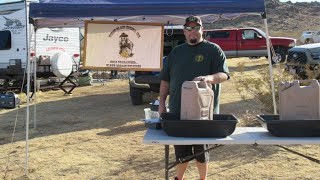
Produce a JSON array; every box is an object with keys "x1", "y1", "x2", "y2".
[
  {"x1": 29, "y1": 0, "x2": 266, "y2": 28},
  {"x1": 27, "y1": 0, "x2": 275, "y2": 115},
  {"x1": 25, "y1": 0, "x2": 277, "y2": 177}
]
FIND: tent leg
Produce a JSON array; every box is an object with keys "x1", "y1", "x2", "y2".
[
  {"x1": 33, "y1": 26, "x2": 37, "y2": 129},
  {"x1": 25, "y1": 1, "x2": 30, "y2": 176},
  {"x1": 165, "y1": 145, "x2": 169, "y2": 180},
  {"x1": 263, "y1": 18, "x2": 277, "y2": 115}
]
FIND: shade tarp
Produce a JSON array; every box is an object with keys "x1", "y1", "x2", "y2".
[{"x1": 29, "y1": 0, "x2": 266, "y2": 28}]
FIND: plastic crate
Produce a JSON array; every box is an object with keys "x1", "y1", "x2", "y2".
[{"x1": 257, "y1": 115, "x2": 320, "y2": 137}]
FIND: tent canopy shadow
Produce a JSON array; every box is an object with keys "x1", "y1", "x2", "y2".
[{"x1": 0, "y1": 92, "x2": 148, "y2": 145}]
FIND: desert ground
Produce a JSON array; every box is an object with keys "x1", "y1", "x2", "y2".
[{"x1": 0, "y1": 58, "x2": 319, "y2": 180}]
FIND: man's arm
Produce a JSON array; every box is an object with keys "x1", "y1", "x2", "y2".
[
  {"x1": 193, "y1": 72, "x2": 228, "y2": 84},
  {"x1": 158, "y1": 80, "x2": 169, "y2": 115}
]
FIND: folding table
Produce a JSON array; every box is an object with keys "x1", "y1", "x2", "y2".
[{"x1": 143, "y1": 127, "x2": 320, "y2": 180}]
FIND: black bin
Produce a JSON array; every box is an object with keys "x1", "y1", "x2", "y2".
[
  {"x1": 160, "y1": 113, "x2": 238, "y2": 138},
  {"x1": 257, "y1": 115, "x2": 320, "y2": 137}
]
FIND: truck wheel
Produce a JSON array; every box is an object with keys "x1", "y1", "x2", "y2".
[
  {"x1": 130, "y1": 87, "x2": 143, "y2": 105},
  {"x1": 272, "y1": 49, "x2": 286, "y2": 64}
]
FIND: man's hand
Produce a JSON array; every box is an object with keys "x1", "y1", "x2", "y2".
[
  {"x1": 158, "y1": 104, "x2": 167, "y2": 117},
  {"x1": 158, "y1": 80, "x2": 169, "y2": 117},
  {"x1": 193, "y1": 75, "x2": 214, "y2": 83},
  {"x1": 193, "y1": 73, "x2": 228, "y2": 84}
]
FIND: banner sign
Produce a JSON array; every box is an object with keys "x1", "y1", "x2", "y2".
[{"x1": 83, "y1": 21, "x2": 164, "y2": 71}]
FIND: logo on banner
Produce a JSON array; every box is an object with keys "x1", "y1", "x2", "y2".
[
  {"x1": 119, "y1": 33, "x2": 134, "y2": 58},
  {"x1": 109, "y1": 25, "x2": 141, "y2": 59}
]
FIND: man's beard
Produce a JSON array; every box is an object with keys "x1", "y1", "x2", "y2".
[{"x1": 190, "y1": 38, "x2": 197, "y2": 44}]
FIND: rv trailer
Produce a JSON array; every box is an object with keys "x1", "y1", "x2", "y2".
[
  {"x1": 0, "y1": 1, "x2": 81, "y2": 92},
  {"x1": 0, "y1": 1, "x2": 28, "y2": 82}
]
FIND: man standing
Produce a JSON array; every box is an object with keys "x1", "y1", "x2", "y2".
[{"x1": 158, "y1": 16, "x2": 229, "y2": 180}]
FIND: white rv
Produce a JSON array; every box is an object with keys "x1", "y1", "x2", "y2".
[
  {"x1": 0, "y1": 1, "x2": 28, "y2": 81},
  {"x1": 0, "y1": 1, "x2": 80, "y2": 88},
  {"x1": 34, "y1": 28, "x2": 80, "y2": 59},
  {"x1": 31, "y1": 27, "x2": 81, "y2": 78}
]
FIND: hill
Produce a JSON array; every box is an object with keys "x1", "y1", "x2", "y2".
[{"x1": 205, "y1": 0, "x2": 320, "y2": 39}]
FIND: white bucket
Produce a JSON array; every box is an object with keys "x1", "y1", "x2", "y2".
[{"x1": 144, "y1": 108, "x2": 159, "y2": 119}]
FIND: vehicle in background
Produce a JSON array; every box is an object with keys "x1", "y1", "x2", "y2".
[
  {"x1": 204, "y1": 27, "x2": 296, "y2": 64},
  {"x1": 285, "y1": 43, "x2": 320, "y2": 79},
  {"x1": 128, "y1": 26, "x2": 185, "y2": 105},
  {"x1": 299, "y1": 30, "x2": 320, "y2": 44}
]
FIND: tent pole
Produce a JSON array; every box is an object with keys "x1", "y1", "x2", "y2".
[
  {"x1": 263, "y1": 15, "x2": 277, "y2": 115},
  {"x1": 33, "y1": 28, "x2": 37, "y2": 129},
  {"x1": 25, "y1": 1, "x2": 30, "y2": 176}
]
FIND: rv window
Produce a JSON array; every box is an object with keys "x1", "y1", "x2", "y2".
[{"x1": 0, "y1": 30, "x2": 12, "y2": 50}]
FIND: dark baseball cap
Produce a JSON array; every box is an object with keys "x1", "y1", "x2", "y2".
[{"x1": 184, "y1": 16, "x2": 202, "y2": 26}]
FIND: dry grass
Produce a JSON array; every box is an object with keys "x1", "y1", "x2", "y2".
[{"x1": 0, "y1": 58, "x2": 319, "y2": 179}]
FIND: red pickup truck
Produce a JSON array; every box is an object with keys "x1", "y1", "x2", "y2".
[{"x1": 204, "y1": 28, "x2": 296, "y2": 64}]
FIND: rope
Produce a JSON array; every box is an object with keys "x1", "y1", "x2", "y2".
[
  {"x1": 3, "y1": 64, "x2": 27, "y2": 179},
  {"x1": 277, "y1": 145, "x2": 320, "y2": 164}
]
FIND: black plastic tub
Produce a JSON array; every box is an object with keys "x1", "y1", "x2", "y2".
[
  {"x1": 160, "y1": 113, "x2": 238, "y2": 138},
  {"x1": 257, "y1": 115, "x2": 320, "y2": 137},
  {"x1": 144, "y1": 119, "x2": 162, "y2": 130}
]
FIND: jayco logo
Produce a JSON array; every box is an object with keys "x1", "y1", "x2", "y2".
[
  {"x1": 43, "y1": 34, "x2": 69, "y2": 43},
  {"x1": 2, "y1": 16, "x2": 25, "y2": 34}
]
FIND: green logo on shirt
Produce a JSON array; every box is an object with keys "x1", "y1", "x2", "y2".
[{"x1": 195, "y1": 55, "x2": 204, "y2": 62}]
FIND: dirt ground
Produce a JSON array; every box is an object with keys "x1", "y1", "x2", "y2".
[{"x1": 0, "y1": 58, "x2": 319, "y2": 180}]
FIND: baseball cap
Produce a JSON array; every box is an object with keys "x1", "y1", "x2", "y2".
[{"x1": 184, "y1": 16, "x2": 203, "y2": 26}]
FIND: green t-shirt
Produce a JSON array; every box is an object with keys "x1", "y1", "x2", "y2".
[{"x1": 160, "y1": 40, "x2": 229, "y2": 116}]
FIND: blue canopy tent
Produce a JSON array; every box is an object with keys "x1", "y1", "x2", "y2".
[
  {"x1": 25, "y1": 0, "x2": 277, "y2": 177},
  {"x1": 29, "y1": 0, "x2": 266, "y2": 28}
]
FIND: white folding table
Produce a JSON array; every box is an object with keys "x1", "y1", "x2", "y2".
[{"x1": 143, "y1": 127, "x2": 320, "y2": 180}]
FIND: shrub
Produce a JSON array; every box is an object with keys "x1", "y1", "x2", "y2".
[{"x1": 233, "y1": 62, "x2": 295, "y2": 114}]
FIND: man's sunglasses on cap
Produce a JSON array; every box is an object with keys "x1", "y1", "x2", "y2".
[{"x1": 184, "y1": 26, "x2": 201, "y2": 31}]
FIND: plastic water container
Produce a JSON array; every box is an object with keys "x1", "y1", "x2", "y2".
[
  {"x1": 279, "y1": 79, "x2": 320, "y2": 120},
  {"x1": 144, "y1": 108, "x2": 159, "y2": 119},
  {"x1": 180, "y1": 81, "x2": 214, "y2": 120}
]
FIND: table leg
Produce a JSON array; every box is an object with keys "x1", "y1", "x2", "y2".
[{"x1": 165, "y1": 145, "x2": 169, "y2": 180}]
